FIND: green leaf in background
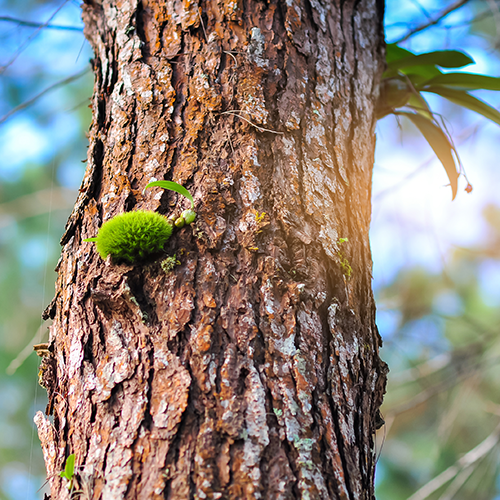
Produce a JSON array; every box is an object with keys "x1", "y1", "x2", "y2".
[
  {"x1": 403, "y1": 64, "x2": 443, "y2": 80},
  {"x1": 385, "y1": 43, "x2": 414, "y2": 64},
  {"x1": 380, "y1": 43, "x2": 500, "y2": 200},
  {"x1": 384, "y1": 44, "x2": 444, "y2": 80},
  {"x1": 387, "y1": 50, "x2": 474, "y2": 73},
  {"x1": 423, "y1": 73, "x2": 500, "y2": 91},
  {"x1": 145, "y1": 180, "x2": 194, "y2": 208},
  {"x1": 404, "y1": 72, "x2": 440, "y2": 86},
  {"x1": 425, "y1": 86, "x2": 500, "y2": 126},
  {"x1": 384, "y1": 63, "x2": 442, "y2": 81},
  {"x1": 398, "y1": 112, "x2": 459, "y2": 200}
]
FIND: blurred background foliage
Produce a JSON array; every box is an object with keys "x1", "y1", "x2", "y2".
[
  {"x1": 376, "y1": 1, "x2": 500, "y2": 499},
  {"x1": 0, "y1": 0, "x2": 500, "y2": 499},
  {"x1": 0, "y1": 0, "x2": 92, "y2": 497}
]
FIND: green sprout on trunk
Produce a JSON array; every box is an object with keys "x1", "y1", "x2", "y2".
[{"x1": 59, "y1": 454, "x2": 75, "y2": 491}]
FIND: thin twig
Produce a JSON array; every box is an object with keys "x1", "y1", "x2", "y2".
[
  {"x1": 0, "y1": 66, "x2": 90, "y2": 125},
  {"x1": 6, "y1": 323, "x2": 48, "y2": 375},
  {"x1": 407, "y1": 423, "x2": 500, "y2": 500},
  {"x1": 386, "y1": 9, "x2": 491, "y2": 31},
  {"x1": 437, "y1": 464, "x2": 476, "y2": 500},
  {"x1": 0, "y1": 0, "x2": 71, "y2": 75},
  {"x1": 407, "y1": 0, "x2": 433, "y2": 21},
  {"x1": 0, "y1": 15, "x2": 82, "y2": 31},
  {"x1": 220, "y1": 110, "x2": 283, "y2": 134},
  {"x1": 197, "y1": 7, "x2": 208, "y2": 42},
  {"x1": 223, "y1": 51, "x2": 238, "y2": 68},
  {"x1": 375, "y1": 416, "x2": 387, "y2": 464},
  {"x1": 394, "y1": 0, "x2": 472, "y2": 43}
]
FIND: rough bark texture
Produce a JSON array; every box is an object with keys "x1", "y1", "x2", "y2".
[{"x1": 36, "y1": 0, "x2": 388, "y2": 498}]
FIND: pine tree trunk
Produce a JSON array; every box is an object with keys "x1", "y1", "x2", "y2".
[{"x1": 36, "y1": 0, "x2": 388, "y2": 498}]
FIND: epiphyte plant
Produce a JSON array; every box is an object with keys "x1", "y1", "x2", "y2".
[
  {"x1": 84, "y1": 181, "x2": 196, "y2": 264},
  {"x1": 378, "y1": 44, "x2": 500, "y2": 200}
]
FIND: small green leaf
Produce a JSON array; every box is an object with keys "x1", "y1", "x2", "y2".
[
  {"x1": 387, "y1": 50, "x2": 474, "y2": 73},
  {"x1": 398, "y1": 112, "x2": 459, "y2": 200},
  {"x1": 423, "y1": 73, "x2": 500, "y2": 91},
  {"x1": 60, "y1": 454, "x2": 75, "y2": 480},
  {"x1": 145, "y1": 181, "x2": 194, "y2": 208},
  {"x1": 83, "y1": 237, "x2": 98, "y2": 242},
  {"x1": 424, "y1": 87, "x2": 500, "y2": 126}
]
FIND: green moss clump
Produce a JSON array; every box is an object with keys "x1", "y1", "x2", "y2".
[{"x1": 85, "y1": 210, "x2": 173, "y2": 263}]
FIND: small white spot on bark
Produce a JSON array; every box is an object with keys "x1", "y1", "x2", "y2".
[{"x1": 248, "y1": 28, "x2": 268, "y2": 68}]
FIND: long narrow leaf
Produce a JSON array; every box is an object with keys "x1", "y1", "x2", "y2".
[
  {"x1": 383, "y1": 64, "x2": 442, "y2": 80},
  {"x1": 387, "y1": 50, "x2": 474, "y2": 72},
  {"x1": 423, "y1": 73, "x2": 500, "y2": 91},
  {"x1": 398, "y1": 112, "x2": 459, "y2": 200},
  {"x1": 384, "y1": 45, "x2": 442, "y2": 80},
  {"x1": 406, "y1": 93, "x2": 433, "y2": 120},
  {"x1": 404, "y1": 64, "x2": 443, "y2": 79},
  {"x1": 405, "y1": 72, "x2": 440, "y2": 87},
  {"x1": 425, "y1": 87, "x2": 500, "y2": 126},
  {"x1": 145, "y1": 180, "x2": 194, "y2": 208}
]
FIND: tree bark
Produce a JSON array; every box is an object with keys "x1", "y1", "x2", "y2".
[{"x1": 36, "y1": 0, "x2": 388, "y2": 498}]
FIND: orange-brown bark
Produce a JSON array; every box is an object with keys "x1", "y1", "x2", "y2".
[{"x1": 37, "y1": 0, "x2": 387, "y2": 498}]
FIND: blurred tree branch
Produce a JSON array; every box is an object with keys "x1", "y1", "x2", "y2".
[
  {"x1": 0, "y1": 16, "x2": 82, "y2": 31},
  {"x1": 407, "y1": 422, "x2": 500, "y2": 500},
  {"x1": 6, "y1": 322, "x2": 48, "y2": 375},
  {"x1": 0, "y1": 0, "x2": 71, "y2": 75},
  {"x1": 0, "y1": 66, "x2": 90, "y2": 125},
  {"x1": 395, "y1": 0, "x2": 473, "y2": 43}
]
